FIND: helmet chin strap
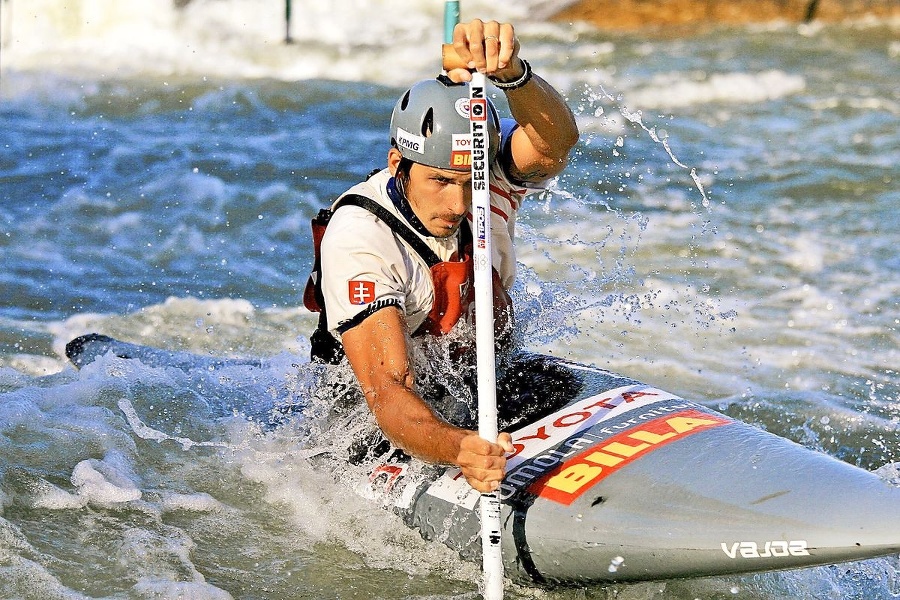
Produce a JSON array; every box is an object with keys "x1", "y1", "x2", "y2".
[{"x1": 386, "y1": 173, "x2": 438, "y2": 239}]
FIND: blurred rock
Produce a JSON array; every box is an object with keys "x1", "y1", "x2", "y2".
[{"x1": 552, "y1": 0, "x2": 900, "y2": 30}]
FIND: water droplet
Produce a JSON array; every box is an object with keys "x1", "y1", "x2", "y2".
[{"x1": 607, "y1": 555, "x2": 625, "y2": 572}]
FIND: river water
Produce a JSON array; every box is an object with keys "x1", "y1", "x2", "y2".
[{"x1": 1, "y1": 1, "x2": 898, "y2": 598}]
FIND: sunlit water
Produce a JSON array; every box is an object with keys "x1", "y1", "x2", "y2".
[{"x1": 1, "y1": 1, "x2": 898, "y2": 598}]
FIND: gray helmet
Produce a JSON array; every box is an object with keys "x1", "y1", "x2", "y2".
[{"x1": 390, "y1": 76, "x2": 500, "y2": 171}]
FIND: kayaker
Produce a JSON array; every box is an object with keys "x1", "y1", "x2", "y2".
[{"x1": 304, "y1": 18, "x2": 579, "y2": 493}]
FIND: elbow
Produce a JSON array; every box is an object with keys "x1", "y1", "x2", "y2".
[
  {"x1": 564, "y1": 125, "x2": 580, "y2": 155},
  {"x1": 558, "y1": 117, "x2": 580, "y2": 157},
  {"x1": 543, "y1": 121, "x2": 580, "y2": 164},
  {"x1": 538, "y1": 131, "x2": 579, "y2": 179},
  {"x1": 361, "y1": 370, "x2": 415, "y2": 422}
]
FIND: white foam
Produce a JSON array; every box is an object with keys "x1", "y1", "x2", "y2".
[
  {"x1": 23, "y1": 479, "x2": 86, "y2": 511},
  {"x1": 48, "y1": 296, "x2": 316, "y2": 361},
  {"x1": 0, "y1": 355, "x2": 67, "y2": 377},
  {"x1": 131, "y1": 578, "x2": 234, "y2": 600},
  {"x1": 0, "y1": 0, "x2": 574, "y2": 84},
  {"x1": 624, "y1": 70, "x2": 806, "y2": 109},
  {"x1": 131, "y1": 577, "x2": 233, "y2": 600},
  {"x1": 0, "y1": 395, "x2": 44, "y2": 428},
  {"x1": 159, "y1": 491, "x2": 225, "y2": 513},
  {"x1": 118, "y1": 397, "x2": 232, "y2": 451},
  {"x1": 70, "y1": 455, "x2": 142, "y2": 507},
  {"x1": 225, "y1": 418, "x2": 477, "y2": 579},
  {"x1": 0, "y1": 556, "x2": 88, "y2": 600},
  {"x1": 781, "y1": 232, "x2": 827, "y2": 274}
]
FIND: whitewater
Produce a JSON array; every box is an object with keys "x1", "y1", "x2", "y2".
[{"x1": 1, "y1": 0, "x2": 898, "y2": 598}]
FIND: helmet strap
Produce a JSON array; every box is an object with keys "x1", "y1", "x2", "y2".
[
  {"x1": 387, "y1": 170, "x2": 440, "y2": 239},
  {"x1": 393, "y1": 156, "x2": 414, "y2": 198}
]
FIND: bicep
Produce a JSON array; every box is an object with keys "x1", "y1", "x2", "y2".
[{"x1": 341, "y1": 305, "x2": 414, "y2": 411}]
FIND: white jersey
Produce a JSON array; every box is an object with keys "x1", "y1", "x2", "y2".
[{"x1": 320, "y1": 130, "x2": 534, "y2": 336}]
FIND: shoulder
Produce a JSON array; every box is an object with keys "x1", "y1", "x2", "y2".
[
  {"x1": 490, "y1": 151, "x2": 533, "y2": 218},
  {"x1": 323, "y1": 203, "x2": 395, "y2": 257},
  {"x1": 496, "y1": 118, "x2": 545, "y2": 192},
  {"x1": 499, "y1": 117, "x2": 519, "y2": 145},
  {"x1": 325, "y1": 170, "x2": 396, "y2": 240},
  {"x1": 333, "y1": 169, "x2": 391, "y2": 204}
]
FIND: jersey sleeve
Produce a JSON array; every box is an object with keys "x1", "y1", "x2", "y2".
[
  {"x1": 319, "y1": 206, "x2": 410, "y2": 334},
  {"x1": 488, "y1": 118, "x2": 542, "y2": 290}
]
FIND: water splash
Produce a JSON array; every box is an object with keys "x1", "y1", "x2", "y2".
[{"x1": 118, "y1": 397, "x2": 232, "y2": 451}]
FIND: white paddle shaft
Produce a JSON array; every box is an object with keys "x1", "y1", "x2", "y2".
[{"x1": 469, "y1": 71, "x2": 504, "y2": 600}]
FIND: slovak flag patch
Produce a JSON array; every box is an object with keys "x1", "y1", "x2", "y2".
[{"x1": 348, "y1": 280, "x2": 376, "y2": 305}]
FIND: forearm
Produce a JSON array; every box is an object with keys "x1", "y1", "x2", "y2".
[
  {"x1": 340, "y1": 307, "x2": 468, "y2": 465},
  {"x1": 367, "y1": 381, "x2": 469, "y2": 465},
  {"x1": 341, "y1": 304, "x2": 508, "y2": 491},
  {"x1": 365, "y1": 380, "x2": 511, "y2": 494}
]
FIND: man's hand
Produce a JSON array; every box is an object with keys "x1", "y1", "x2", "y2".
[
  {"x1": 456, "y1": 431, "x2": 514, "y2": 493},
  {"x1": 446, "y1": 19, "x2": 524, "y2": 84}
]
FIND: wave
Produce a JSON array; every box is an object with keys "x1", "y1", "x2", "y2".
[{"x1": 622, "y1": 69, "x2": 806, "y2": 109}]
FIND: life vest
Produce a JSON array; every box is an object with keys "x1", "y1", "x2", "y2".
[{"x1": 303, "y1": 194, "x2": 514, "y2": 364}]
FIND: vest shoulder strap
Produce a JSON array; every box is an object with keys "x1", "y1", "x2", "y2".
[{"x1": 338, "y1": 194, "x2": 442, "y2": 268}]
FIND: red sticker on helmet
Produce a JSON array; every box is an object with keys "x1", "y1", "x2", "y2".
[{"x1": 450, "y1": 152, "x2": 471, "y2": 168}]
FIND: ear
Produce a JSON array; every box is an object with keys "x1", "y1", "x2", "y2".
[{"x1": 387, "y1": 148, "x2": 403, "y2": 176}]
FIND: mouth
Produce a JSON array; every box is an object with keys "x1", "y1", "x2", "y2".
[
  {"x1": 437, "y1": 214, "x2": 464, "y2": 229},
  {"x1": 431, "y1": 217, "x2": 463, "y2": 237}
]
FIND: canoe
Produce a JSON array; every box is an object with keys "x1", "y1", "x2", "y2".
[{"x1": 65, "y1": 333, "x2": 900, "y2": 585}]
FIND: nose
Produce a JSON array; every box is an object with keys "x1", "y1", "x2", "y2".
[{"x1": 450, "y1": 182, "x2": 471, "y2": 217}]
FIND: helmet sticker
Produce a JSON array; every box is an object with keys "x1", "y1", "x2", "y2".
[
  {"x1": 451, "y1": 134, "x2": 472, "y2": 150},
  {"x1": 390, "y1": 79, "x2": 498, "y2": 169},
  {"x1": 454, "y1": 97, "x2": 470, "y2": 119},
  {"x1": 450, "y1": 133, "x2": 472, "y2": 168},
  {"x1": 396, "y1": 127, "x2": 425, "y2": 155}
]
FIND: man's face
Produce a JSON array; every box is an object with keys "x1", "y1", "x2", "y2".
[{"x1": 389, "y1": 149, "x2": 472, "y2": 238}]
